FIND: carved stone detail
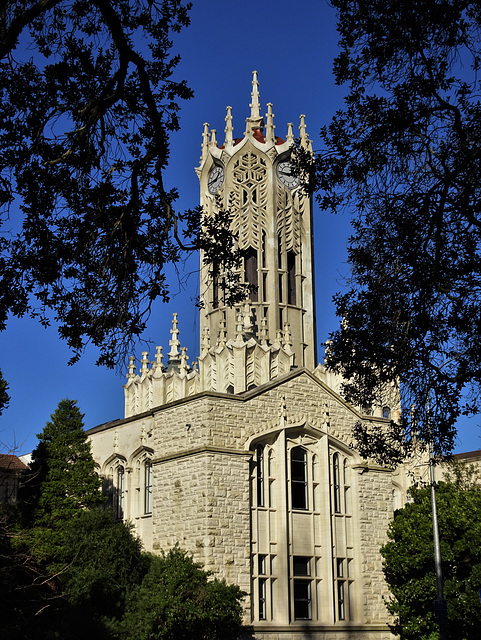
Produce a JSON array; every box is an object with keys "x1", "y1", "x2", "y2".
[{"x1": 231, "y1": 151, "x2": 268, "y2": 250}]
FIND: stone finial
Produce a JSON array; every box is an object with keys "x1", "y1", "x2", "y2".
[
  {"x1": 282, "y1": 322, "x2": 293, "y2": 352},
  {"x1": 265, "y1": 102, "x2": 275, "y2": 145},
  {"x1": 210, "y1": 129, "x2": 217, "y2": 148},
  {"x1": 250, "y1": 70, "x2": 261, "y2": 120},
  {"x1": 242, "y1": 303, "x2": 254, "y2": 335},
  {"x1": 168, "y1": 313, "x2": 180, "y2": 359},
  {"x1": 152, "y1": 345, "x2": 163, "y2": 370},
  {"x1": 224, "y1": 106, "x2": 233, "y2": 149},
  {"x1": 259, "y1": 317, "x2": 268, "y2": 345},
  {"x1": 180, "y1": 346, "x2": 189, "y2": 372},
  {"x1": 201, "y1": 122, "x2": 209, "y2": 162},
  {"x1": 286, "y1": 122, "x2": 294, "y2": 144},
  {"x1": 236, "y1": 310, "x2": 245, "y2": 343},
  {"x1": 201, "y1": 326, "x2": 211, "y2": 354},
  {"x1": 141, "y1": 351, "x2": 150, "y2": 375},
  {"x1": 299, "y1": 114, "x2": 311, "y2": 150},
  {"x1": 217, "y1": 315, "x2": 227, "y2": 348},
  {"x1": 127, "y1": 356, "x2": 136, "y2": 379}
]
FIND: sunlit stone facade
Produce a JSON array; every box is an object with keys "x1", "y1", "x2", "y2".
[{"x1": 88, "y1": 73, "x2": 412, "y2": 639}]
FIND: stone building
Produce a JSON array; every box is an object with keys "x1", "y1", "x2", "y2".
[
  {"x1": 88, "y1": 72, "x2": 412, "y2": 639},
  {"x1": 0, "y1": 454, "x2": 27, "y2": 505}
]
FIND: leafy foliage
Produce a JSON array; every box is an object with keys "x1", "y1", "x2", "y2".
[
  {"x1": 18, "y1": 398, "x2": 104, "y2": 566},
  {"x1": 0, "y1": 0, "x2": 244, "y2": 366},
  {"x1": 308, "y1": 0, "x2": 481, "y2": 461},
  {"x1": 53, "y1": 508, "x2": 149, "y2": 637},
  {"x1": 381, "y1": 464, "x2": 481, "y2": 639},
  {"x1": 0, "y1": 507, "x2": 62, "y2": 640},
  {"x1": 0, "y1": 368, "x2": 8, "y2": 415},
  {"x1": 117, "y1": 546, "x2": 247, "y2": 640}
]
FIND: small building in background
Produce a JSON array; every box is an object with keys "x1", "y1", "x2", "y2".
[{"x1": 0, "y1": 454, "x2": 27, "y2": 505}]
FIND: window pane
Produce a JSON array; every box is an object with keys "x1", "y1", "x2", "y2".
[
  {"x1": 291, "y1": 481, "x2": 307, "y2": 510},
  {"x1": 293, "y1": 556, "x2": 311, "y2": 576},
  {"x1": 116, "y1": 467, "x2": 124, "y2": 520},
  {"x1": 333, "y1": 453, "x2": 341, "y2": 513},
  {"x1": 245, "y1": 247, "x2": 258, "y2": 302},
  {"x1": 337, "y1": 581, "x2": 345, "y2": 620},
  {"x1": 257, "y1": 445, "x2": 265, "y2": 507},
  {"x1": 259, "y1": 578, "x2": 267, "y2": 620},
  {"x1": 291, "y1": 447, "x2": 308, "y2": 510},
  {"x1": 291, "y1": 458, "x2": 306, "y2": 481},
  {"x1": 337, "y1": 558, "x2": 344, "y2": 578},
  {"x1": 144, "y1": 461, "x2": 152, "y2": 514},
  {"x1": 287, "y1": 250, "x2": 296, "y2": 305},
  {"x1": 293, "y1": 580, "x2": 311, "y2": 620},
  {"x1": 258, "y1": 554, "x2": 267, "y2": 575}
]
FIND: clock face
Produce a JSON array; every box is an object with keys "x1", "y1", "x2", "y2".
[
  {"x1": 276, "y1": 160, "x2": 299, "y2": 189},
  {"x1": 207, "y1": 165, "x2": 225, "y2": 194}
]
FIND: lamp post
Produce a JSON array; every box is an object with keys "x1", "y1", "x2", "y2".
[{"x1": 429, "y1": 437, "x2": 448, "y2": 640}]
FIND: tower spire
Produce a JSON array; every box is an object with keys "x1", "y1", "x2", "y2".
[
  {"x1": 265, "y1": 102, "x2": 275, "y2": 145},
  {"x1": 224, "y1": 106, "x2": 234, "y2": 149},
  {"x1": 200, "y1": 122, "x2": 209, "y2": 163},
  {"x1": 245, "y1": 70, "x2": 264, "y2": 135},
  {"x1": 250, "y1": 70, "x2": 261, "y2": 120}
]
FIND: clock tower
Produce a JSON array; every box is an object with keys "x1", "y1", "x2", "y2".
[
  {"x1": 197, "y1": 71, "x2": 317, "y2": 373},
  {"x1": 89, "y1": 71, "x2": 410, "y2": 640}
]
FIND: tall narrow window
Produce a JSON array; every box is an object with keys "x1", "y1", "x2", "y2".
[
  {"x1": 212, "y1": 269, "x2": 219, "y2": 309},
  {"x1": 335, "y1": 558, "x2": 347, "y2": 620},
  {"x1": 259, "y1": 578, "x2": 267, "y2": 620},
  {"x1": 291, "y1": 447, "x2": 308, "y2": 510},
  {"x1": 256, "y1": 445, "x2": 265, "y2": 507},
  {"x1": 333, "y1": 453, "x2": 341, "y2": 513},
  {"x1": 116, "y1": 466, "x2": 125, "y2": 520},
  {"x1": 144, "y1": 461, "x2": 152, "y2": 514},
  {"x1": 293, "y1": 556, "x2": 312, "y2": 620},
  {"x1": 245, "y1": 247, "x2": 258, "y2": 302},
  {"x1": 337, "y1": 581, "x2": 346, "y2": 620},
  {"x1": 287, "y1": 251, "x2": 296, "y2": 305},
  {"x1": 261, "y1": 230, "x2": 267, "y2": 268}
]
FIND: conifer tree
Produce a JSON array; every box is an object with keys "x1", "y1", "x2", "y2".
[{"x1": 19, "y1": 399, "x2": 104, "y2": 566}]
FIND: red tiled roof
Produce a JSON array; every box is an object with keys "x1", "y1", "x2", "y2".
[
  {"x1": 0, "y1": 454, "x2": 28, "y2": 471},
  {"x1": 453, "y1": 450, "x2": 481, "y2": 461},
  {"x1": 219, "y1": 131, "x2": 286, "y2": 149}
]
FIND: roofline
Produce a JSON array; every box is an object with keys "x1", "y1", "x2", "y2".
[{"x1": 86, "y1": 367, "x2": 379, "y2": 436}]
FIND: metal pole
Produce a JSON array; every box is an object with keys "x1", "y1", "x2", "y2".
[{"x1": 429, "y1": 440, "x2": 448, "y2": 639}]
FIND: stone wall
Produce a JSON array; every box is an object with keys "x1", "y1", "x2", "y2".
[
  {"x1": 152, "y1": 449, "x2": 251, "y2": 594},
  {"x1": 89, "y1": 368, "x2": 400, "y2": 638}
]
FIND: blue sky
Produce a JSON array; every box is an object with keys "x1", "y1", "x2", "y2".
[{"x1": 1, "y1": 0, "x2": 479, "y2": 456}]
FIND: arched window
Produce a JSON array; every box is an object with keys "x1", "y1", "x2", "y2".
[
  {"x1": 291, "y1": 447, "x2": 308, "y2": 510},
  {"x1": 382, "y1": 406, "x2": 391, "y2": 419}
]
